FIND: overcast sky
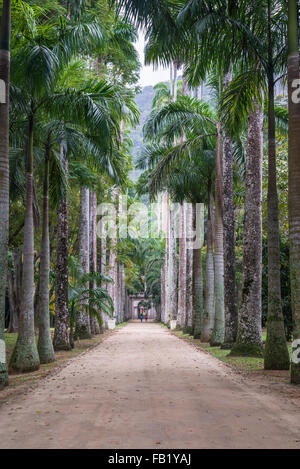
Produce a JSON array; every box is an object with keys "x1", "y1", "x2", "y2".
[{"x1": 135, "y1": 33, "x2": 171, "y2": 87}]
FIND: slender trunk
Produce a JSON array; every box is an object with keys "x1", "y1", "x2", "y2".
[
  {"x1": 34, "y1": 267, "x2": 40, "y2": 335},
  {"x1": 10, "y1": 115, "x2": 40, "y2": 372},
  {"x1": 202, "y1": 179, "x2": 215, "y2": 342},
  {"x1": 264, "y1": 13, "x2": 290, "y2": 368},
  {"x1": 185, "y1": 203, "x2": 193, "y2": 331},
  {"x1": 37, "y1": 140, "x2": 55, "y2": 364},
  {"x1": 288, "y1": 0, "x2": 300, "y2": 383},
  {"x1": 7, "y1": 270, "x2": 17, "y2": 333},
  {"x1": 100, "y1": 223, "x2": 108, "y2": 330},
  {"x1": 115, "y1": 263, "x2": 120, "y2": 324},
  {"x1": 54, "y1": 146, "x2": 70, "y2": 350},
  {"x1": 119, "y1": 264, "x2": 125, "y2": 323},
  {"x1": 7, "y1": 249, "x2": 22, "y2": 333},
  {"x1": 178, "y1": 202, "x2": 187, "y2": 328},
  {"x1": 222, "y1": 73, "x2": 238, "y2": 348},
  {"x1": 231, "y1": 105, "x2": 264, "y2": 357},
  {"x1": 162, "y1": 192, "x2": 170, "y2": 323},
  {"x1": 0, "y1": 0, "x2": 11, "y2": 386},
  {"x1": 89, "y1": 191, "x2": 100, "y2": 335},
  {"x1": 69, "y1": 301, "x2": 75, "y2": 349},
  {"x1": 168, "y1": 202, "x2": 177, "y2": 321},
  {"x1": 210, "y1": 123, "x2": 225, "y2": 346},
  {"x1": 108, "y1": 244, "x2": 116, "y2": 313},
  {"x1": 160, "y1": 263, "x2": 165, "y2": 323},
  {"x1": 75, "y1": 187, "x2": 91, "y2": 339},
  {"x1": 107, "y1": 188, "x2": 118, "y2": 323},
  {"x1": 193, "y1": 204, "x2": 203, "y2": 339}
]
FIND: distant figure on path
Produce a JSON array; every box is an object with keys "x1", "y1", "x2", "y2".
[
  {"x1": 145, "y1": 313, "x2": 148, "y2": 322},
  {"x1": 140, "y1": 312, "x2": 143, "y2": 323}
]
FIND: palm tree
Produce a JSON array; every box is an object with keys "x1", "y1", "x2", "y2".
[
  {"x1": 68, "y1": 255, "x2": 114, "y2": 346},
  {"x1": 185, "y1": 201, "x2": 193, "y2": 332},
  {"x1": 230, "y1": 105, "x2": 264, "y2": 357},
  {"x1": 89, "y1": 190, "x2": 101, "y2": 335},
  {"x1": 9, "y1": 11, "x2": 83, "y2": 371},
  {"x1": 75, "y1": 187, "x2": 91, "y2": 339},
  {"x1": 37, "y1": 134, "x2": 55, "y2": 364},
  {"x1": 192, "y1": 203, "x2": 204, "y2": 339},
  {"x1": 0, "y1": 0, "x2": 11, "y2": 387},
  {"x1": 288, "y1": 0, "x2": 300, "y2": 384},
  {"x1": 222, "y1": 70, "x2": 238, "y2": 348},
  {"x1": 201, "y1": 176, "x2": 215, "y2": 342},
  {"x1": 177, "y1": 201, "x2": 186, "y2": 328},
  {"x1": 178, "y1": 0, "x2": 290, "y2": 362},
  {"x1": 263, "y1": 0, "x2": 290, "y2": 370},
  {"x1": 54, "y1": 144, "x2": 70, "y2": 350}
]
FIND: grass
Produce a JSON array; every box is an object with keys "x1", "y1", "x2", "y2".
[
  {"x1": 172, "y1": 329, "x2": 293, "y2": 374},
  {"x1": 115, "y1": 322, "x2": 128, "y2": 329}
]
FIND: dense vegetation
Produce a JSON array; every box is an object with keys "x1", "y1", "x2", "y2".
[{"x1": 0, "y1": 0, "x2": 300, "y2": 390}]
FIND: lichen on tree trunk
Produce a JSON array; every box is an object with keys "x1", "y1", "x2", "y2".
[
  {"x1": 37, "y1": 142, "x2": 55, "y2": 364},
  {"x1": 210, "y1": 124, "x2": 225, "y2": 346},
  {"x1": 0, "y1": 0, "x2": 11, "y2": 387},
  {"x1": 264, "y1": 42, "x2": 290, "y2": 369},
  {"x1": 89, "y1": 191, "x2": 100, "y2": 335},
  {"x1": 75, "y1": 187, "x2": 91, "y2": 339},
  {"x1": 168, "y1": 202, "x2": 178, "y2": 322},
  {"x1": 178, "y1": 202, "x2": 187, "y2": 328},
  {"x1": 192, "y1": 204, "x2": 204, "y2": 339},
  {"x1": 201, "y1": 179, "x2": 215, "y2": 342},
  {"x1": 231, "y1": 105, "x2": 264, "y2": 357},
  {"x1": 288, "y1": 0, "x2": 300, "y2": 384},
  {"x1": 10, "y1": 118, "x2": 40, "y2": 372},
  {"x1": 222, "y1": 71, "x2": 238, "y2": 348},
  {"x1": 185, "y1": 203, "x2": 193, "y2": 333},
  {"x1": 54, "y1": 146, "x2": 70, "y2": 351}
]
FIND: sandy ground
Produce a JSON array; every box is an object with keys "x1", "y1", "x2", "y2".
[{"x1": 0, "y1": 322, "x2": 300, "y2": 449}]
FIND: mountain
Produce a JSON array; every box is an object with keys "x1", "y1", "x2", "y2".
[{"x1": 129, "y1": 82, "x2": 211, "y2": 181}]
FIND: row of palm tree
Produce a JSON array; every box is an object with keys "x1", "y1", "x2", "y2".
[
  {"x1": 0, "y1": 0, "x2": 140, "y2": 385},
  {"x1": 0, "y1": 0, "x2": 299, "y2": 388},
  {"x1": 127, "y1": 0, "x2": 300, "y2": 383}
]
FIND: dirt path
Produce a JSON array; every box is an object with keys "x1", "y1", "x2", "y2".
[{"x1": 0, "y1": 322, "x2": 300, "y2": 449}]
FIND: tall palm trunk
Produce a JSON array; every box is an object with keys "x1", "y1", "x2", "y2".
[
  {"x1": 7, "y1": 249, "x2": 22, "y2": 333},
  {"x1": 201, "y1": 179, "x2": 215, "y2": 342},
  {"x1": 75, "y1": 187, "x2": 91, "y2": 339},
  {"x1": 0, "y1": 0, "x2": 11, "y2": 386},
  {"x1": 231, "y1": 105, "x2": 264, "y2": 357},
  {"x1": 37, "y1": 139, "x2": 55, "y2": 364},
  {"x1": 264, "y1": 1, "x2": 290, "y2": 368},
  {"x1": 161, "y1": 192, "x2": 169, "y2": 323},
  {"x1": 210, "y1": 123, "x2": 225, "y2": 346},
  {"x1": 100, "y1": 223, "x2": 108, "y2": 329},
  {"x1": 53, "y1": 146, "x2": 70, "y2": 350},
  {"x1": 168, "y1": 202, "x2": 177, "y2": 323},
  {"x1": 193, "y1": 204, "x2": 204, "y2": 339},
  {"x1": 178, "y1": 202, "x2": 187, "y2": 328},
  {"x1": 185, "y1": 203, "x2": 193, "y2": 332},
  {"x1": 223, "y1": 72, "x2": 238, "y2": 348},
  {"x1": 264, "y1": 14, "x2": 290, "y2": 368},
  {"x1": 11, "y1": 115, "x2": 40, "y2": 372},
  {"x1": 107, "y1": 188, "x2": 118, "y2": 323},
  {"x1": 89, "y1": 190, "x2": 100, "y2": 335},
  {"x1": 108, "y1": 242, "x2": 116, "y2": 318},
  {"x1": 288, "y1": 0, "x2": 300, "y2": 383}
]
